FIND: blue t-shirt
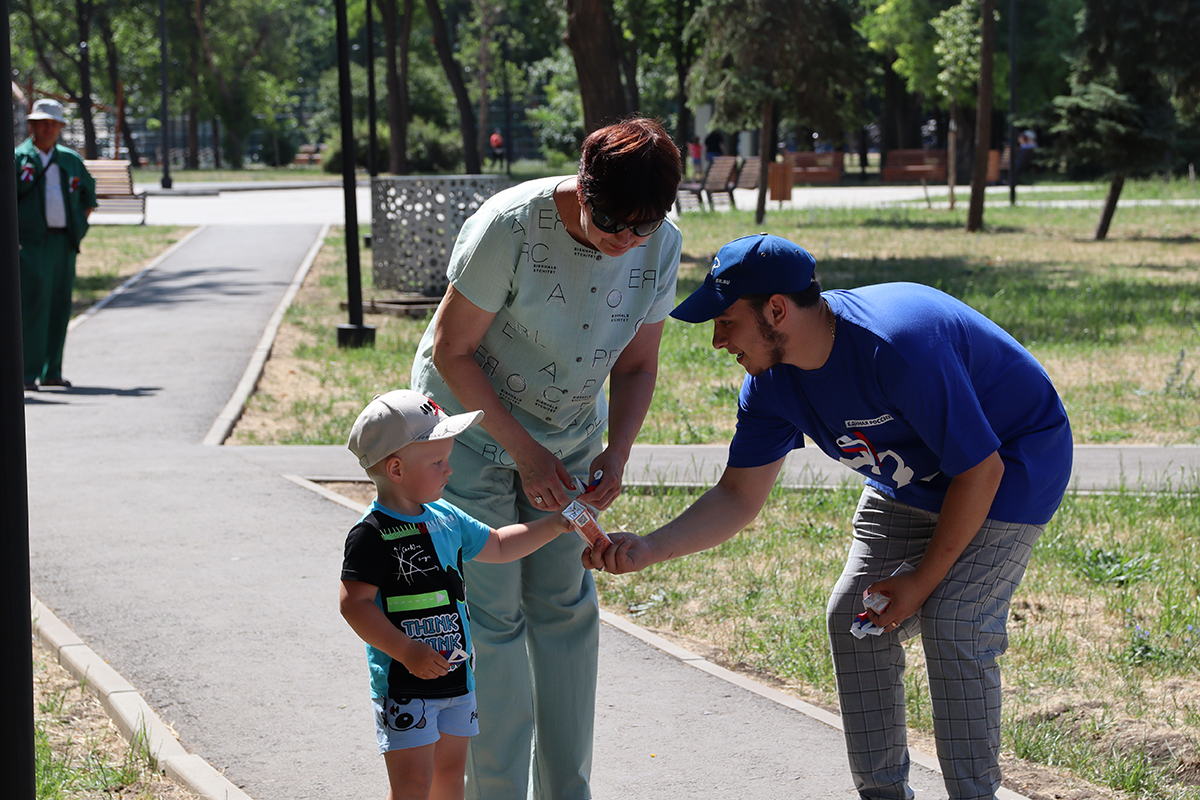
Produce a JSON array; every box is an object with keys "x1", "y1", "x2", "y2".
[
  {"x1": 728, "y1": 283, "x2": 1072, "y2": 524},
  {"x1": 341, "y1": 499, "x2": 491, "y2": 699}
]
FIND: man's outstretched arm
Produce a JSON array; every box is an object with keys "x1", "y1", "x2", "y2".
[{"x1": 581, "y1": 458, "x2": 785, "y2": 574}]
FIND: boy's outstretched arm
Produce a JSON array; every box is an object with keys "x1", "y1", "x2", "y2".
[
  {"x1": 475, "y1": 510, "x2": 575, "y2": 563},
  {"x1": 339, "y1": 580, "x2": 452, "y2": 680}
]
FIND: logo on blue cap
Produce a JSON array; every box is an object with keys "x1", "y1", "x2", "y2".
[{"x1": 670, "y1": 234, "x2": 816, "y2": 323}]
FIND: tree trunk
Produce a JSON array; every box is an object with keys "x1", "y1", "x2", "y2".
[
  {"x1": 366, "y1": 0, "x2": 378, "y2": 176},
  {"x1": 1094, "y1": 174, "x2": 1124, "y2": 241},
  {"x1": 858, "y1": 125, "x2": 868, "y2": 179},
  {"x1": 947, "y1": 100, "x2": 957, "y2": 210},
  {"x1": 476, "y1": 0, "x2": 491, "y2": 170},
  {"x1": 676, "y1": 21, "x2": 696, "y2": 146},
  {"x1": 966, "y1": 0, "x2": 995, "y2": 233},
  {"x1": 75, "y1": 0, "x2": 98, "y2": 158},
  {"x1": 380, "y1": 0, "x2": 412, "y2": 174},
  {"x1": 211, "y1": 117, "x2": 222, "y2": 169},
  {"x1": 953, "y1": 109, "x2": 971, "y2": 183},
  {"x1": 881, "y1": 61, "x2": 925, "y2": 152},
  {"x1": 620, "y1": 32, "x2": 639, "y2": 114},
  {"x1": 193, "y1": 0, "x2": 268, "y2": 170},
  {"x1": 187, "y1": 36, "x2": 201, "y2": 169},
  {"x1": 501, "y1": 45, "x2": 512, "y2": 171},
  {"x1": 672, "y1": 0, "x2": 691, "y2": 150},
  {"x1": 96, "y1": 17, "x2": 140, "y2": 166},
  {"x1": 564, "y1": 0, "x2": 628, "y2": 132},
  {"x1": 187, "y1": 106, "x2": 199, "y2": 169},
  {"x1": 425, "y1": 0, "x2": 480, "y2": 173},
  {"x1": 121, "y1": 111, "x2": 139, "y2": 167},
  {"x1": 754, "y1": 98, "x2": 773, "y2": 225},
  {"x1": 224, "y1": 127, "x2": 244, "y2": 169},
  {"x1": 880, "y1": 64, "x2": 901, "y2": 154}
]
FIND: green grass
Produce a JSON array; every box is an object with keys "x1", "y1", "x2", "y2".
[
  {"x1": 980, "y1": 176, "x2": 1200, "y2": 203},
  {"x1": 594, "y1": 483, "x2": 1200, "y2": 799},
  {"x1": 650, "y1": 199, "x2": 1200, "y2": 445},
  {"x1": 130, "y1": 164, "x2": 330, "y2": 183},
  {"x1": 228, "y1": 182, "x2": 1200, "y2": 447},
  {"x1": 32, "y1": 642, "x2": 163, "y2": 799}
]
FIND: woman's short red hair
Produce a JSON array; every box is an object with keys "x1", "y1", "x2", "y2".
[{"x1": 577, "y1": 117, "x2": 682, "y2": 224}]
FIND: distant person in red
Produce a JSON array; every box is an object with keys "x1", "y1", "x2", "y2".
[
  {"x1": 489, "y1": 129, "x2": 504, "y2": 169},
  {"x1": 689, "y1": 136, "x2": 703, "y2": 177}
]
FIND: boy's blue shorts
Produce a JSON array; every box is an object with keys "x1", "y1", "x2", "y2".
[{"x1": 373, "y1": 692, "x2": 479, "y2": 753}]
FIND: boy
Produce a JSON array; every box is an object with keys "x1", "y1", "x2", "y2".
[{"x1": 340, "y1": 390, "x2": 578, "y2": 800}]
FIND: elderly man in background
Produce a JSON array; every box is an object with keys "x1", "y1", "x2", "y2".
[{"x1": 16, "y1": 98, "x2": 96, "y2": 392}]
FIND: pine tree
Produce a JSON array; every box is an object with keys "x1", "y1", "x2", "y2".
[{"x1": 1051, "y1": 0, "x2": 1200, "y2": 240}]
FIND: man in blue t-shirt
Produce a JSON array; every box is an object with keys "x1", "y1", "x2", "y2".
[{"x1": 583, "y1": 234, "x2": 1072, "y2": 800}]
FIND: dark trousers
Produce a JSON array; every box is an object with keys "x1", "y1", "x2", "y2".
[{"x1": 20, "y1": 230, "x2": 76, "y2": 383}]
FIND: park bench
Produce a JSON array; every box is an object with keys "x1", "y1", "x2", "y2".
[
  {"x1": 880, "y1": 149, "x2": 947, "y2": 183},
  {"x1": 735, "y1": 157, "x2": 761, "y2": 191},
  {"x1": 295, "y1": 144, "x2": 323, "y2": 165},
  {"x1": 83, "y1": 159, "x2": 146, "y2": 224},
  {"x1": 793, "y1": 151, "x2": 843, "y2": 184},
  {"x1": 676, "y1": 155, "x2": 739, "y2": 212}
]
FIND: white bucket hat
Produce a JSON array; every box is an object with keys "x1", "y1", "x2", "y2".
[{"x1": 27, "y1": 98, "x2": 66, "y2": 124}]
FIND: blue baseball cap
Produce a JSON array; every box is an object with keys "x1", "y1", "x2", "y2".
[{"x1": 670, "y1": 233, "x2": 817, "y2": 323}]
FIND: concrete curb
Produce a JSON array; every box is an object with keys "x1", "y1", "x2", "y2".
[
  {"x1": 203, "y1": 223, "x2": 331, "y2": 446},
  {"x1": 31, "y1": 595, "x2": 254, "y2": 800}
]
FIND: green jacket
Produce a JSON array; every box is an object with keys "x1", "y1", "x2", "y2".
[{"x1": 15, "y1": 137, "x2": 97, "y2": 253}]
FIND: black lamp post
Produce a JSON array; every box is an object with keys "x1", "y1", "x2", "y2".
[
  {"x1": 335, "y1": 0, "x2": 375, "y2": 348},
  {"x1": 1008, "y1": 0, "x2": 1017, "y2": 206},
  {"x1": 0, "y1": 0, "x2": 37, "y2": 793},
  {"x1": 159, "y1": 0, "x2": 172, "y2": 189}
]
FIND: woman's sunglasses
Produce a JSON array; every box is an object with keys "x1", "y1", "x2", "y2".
[{"x1": 588, "y1": 201, "x2": 665, "y2": 238}]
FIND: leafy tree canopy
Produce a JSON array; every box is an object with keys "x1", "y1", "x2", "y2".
[
  {"x1": 932, "y1": 0, "x2": 1007, "y2": 110},
  {"x1": 687, "y1": 0, "x2": 868, "y2": 135}
]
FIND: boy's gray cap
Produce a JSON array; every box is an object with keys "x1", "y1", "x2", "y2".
[
  {"x1": 347, "y1": 389, "x2": 483, "y2": 468},
  {"x1": 28, "y1": 98, "x2": 66, "y2": 123}
]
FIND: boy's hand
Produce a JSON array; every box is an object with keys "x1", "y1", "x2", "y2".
[{"x1": 401, "y1": 639, "x2": 451, "y2": 680}]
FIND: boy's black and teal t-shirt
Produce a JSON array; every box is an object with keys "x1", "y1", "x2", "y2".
[{"x1": 341, "y1": 499, "x2": 490, "y2": 699}]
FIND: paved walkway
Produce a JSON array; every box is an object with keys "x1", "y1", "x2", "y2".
[{"x1": 25, "y1": 183, "x2": 1197, "y2": 800}]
